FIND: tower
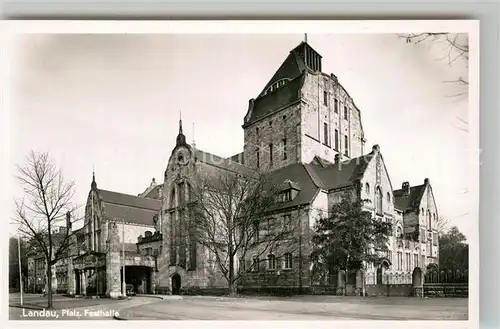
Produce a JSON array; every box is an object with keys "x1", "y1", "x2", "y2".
[{"x1": 242, "y1": 38, "x2": 366, "y2": 171}]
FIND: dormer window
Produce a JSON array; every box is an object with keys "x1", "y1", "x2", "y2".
[{"x1": 282, "y1": 189, "x2": 292, "y2": 202}]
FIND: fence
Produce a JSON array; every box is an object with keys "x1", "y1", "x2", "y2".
[{"x1": 423, "y1": 267, "x2": 468, "y2": 297}]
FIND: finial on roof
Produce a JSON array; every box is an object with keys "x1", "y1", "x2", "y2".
[
  {"x1": 176, "y1": 111, "x2": 187, "y2": 146},
  {"x1": 91, "y1": 166, "x2": 97, "y2": 189},
  {"x1": 304, "y1": 33, "x2": 308, "y2": 43}
]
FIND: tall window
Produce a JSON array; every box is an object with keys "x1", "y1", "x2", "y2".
[
  {"x1": 268, "y1": 254, "x2": 276, "y2": 270},
  {"x1": 256, "y1": 148, "x2": 260, "y2": 168},
  {"x1": 432, "y1": 232, "x2": 438, "y2": 246},
  {"x1": 376, "y1": 187, "x2": 383, "y2": 214},
  {"x1": 269, "y1": 143, "x2": 273, "y2": 165},
  {"x1": 387, "y1": 192, "x2": 391, "y2": 202},
  {"x1": 283, "y1": 214, "x2": 292, "y2": 231},
  {"x1": 428, "y1": 210, "x2": 432, "y2": 229},
  {"x1": 282, "y1": 138, "x2": 287, "y2": 160},
  {"x1": 334, "y1": 99, "x2": 339, "y2": 113},
  {"x1": 253, "y1": 257, "x2": 260, "y2": 272},
  {"x1": 253, "y1": 221, "x2": 260, "y2": 243},
  {"x1": 365, "y1": 183, "x2": 370, "y2": 194},
  {"x1": 344, "y1": 106, "x2": 348, "y2": 120},
  {"x1": 178, "y1": 182, "x2": 186, "y2": 206},
  {"x1": 239, "y1": 258, "x2": 246, "y2": 273},
  {"x1": 406, "y1": 253, "x2": 411, "y2": 271},
  {"x1": 323, "y1": 91, "x2": 328, "y2": 106},
  {"x1": 344, "y1": 135, "x2": 349, "y2": 157},
  {"x1": 189, "y1": 229, "x2": 197, "y2": 270},
  {"x1": 170, "y1": 188, "x2": 176, "y2": 208},
  {"x1": 334, "y1": 129, "x2": 339, "y2": 150},
  {"x1": 414, "y1": 254, "x2": 419, "y2": 268},
  {"x1": 420, "y1": 228, "x2": 426, "y2": 243},
  {"x1": 284, "y1": 253, "x2": 293, "y2": 269},
  {"x1": 323, "y1": 123, "x2": 329, "y2": 146},
  {"x1": 421, "y1": 255, "x2": 426, "y2": 268}
]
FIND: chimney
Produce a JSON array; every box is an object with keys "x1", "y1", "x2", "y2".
[
  {"x1": 66, "y1": 212, "x2": 72, "y2": 232},
  {"x1": 402, "y1": 182, "x2": 410, "y2": 196}
]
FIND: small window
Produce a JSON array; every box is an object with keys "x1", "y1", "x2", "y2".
[
  {"x1": 268, "y1": 254, "x2": 276, "y2": 270},
  {"x1": 256, "y1": 127, "x2": 259, "y2": 136},
  {"x1": 282, "y1": 190, "x2": 292, "y2": 202},
  {"x1": 334, "y1": 99, "x2": 339, "y2": 113},
  {"x1": 365, "y1": 183, "x2": 370, "y2": 194},
  {"x1": 269, "y1": 121, "x2": 272, "y2": 126},
  {"x1": 387, "y1": 192, "x2": 391, "y2": 202},
  {"x1": 344, "y1": 106, "x2": 348, "y2": 120},
  {"x1": 283, "y1": 115, "x2": 286, "y2": 120},
  {"x1": 256, "y1": 148, "x2": 260, "y2": 168},
  {"x1": 334, "y1": 129, "x2": 339, "y2": 150},
  {"x1": 284, "y1": 253, "x2": 293, "y2": 269},
  {"x1": 283, "y1": 138, "x2": 287, "y2": 160},
  {"x1": 323, "y1": 122, "x2": 329, "y2": 146},
  {"x1": 344, "y1": 135, "x2": 349, "y2": 157},
  {"x1": 239, "y1": 258, "x2": 246, "y2": 272},
  {"x1": 269, "y1": 143, "x2": 273, "y2": 165},
  {"x1": 323, "y1": 91, "x2": 328, "y2": 106}
]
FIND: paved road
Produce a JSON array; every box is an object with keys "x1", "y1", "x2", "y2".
[
  {"x1": 117, "y1": 295, "x2": 469, "y2": 320},
  {"x1": 9, "y1": 294, "x2": 159, "y2": 320}
]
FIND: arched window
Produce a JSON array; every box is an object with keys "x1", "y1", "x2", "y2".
[
  {"x1": 396, "y1": 226, "x2": 403, "y2": 239},
  {"x1": 283, "y1": 253, "x2": 293, "y2": 269},
  {"x1": 365, "y1": 183, "x2": 370, "y2": 194},
  {"x1": 268, "y1": 254, "x2": 276, "y2": 270},
  {"x1": 387, "y1": 192, "x2": 391, "y2": 202},
  {"x1": 376, "y1": 187, "x2": 383, "y2": 214}
]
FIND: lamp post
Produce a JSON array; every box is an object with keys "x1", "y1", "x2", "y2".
[{"x1": 121, "y1": 218, "x2": 126, "y2": 297}]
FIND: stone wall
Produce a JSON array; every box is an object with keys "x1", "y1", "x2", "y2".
[
  {"x1": 300, "y1": 72, "x2": 364, "y2": 164},
  {"x1": 243, "y1": 103, "x2": 302, "y2": 171}
]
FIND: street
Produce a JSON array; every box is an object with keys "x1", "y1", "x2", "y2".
[
  {"x1": 9, "y1": 293, "x2": 468, "y2": 321},
  {"x1": 116, "y1": 295, "x2": 469, "y2": 320}
]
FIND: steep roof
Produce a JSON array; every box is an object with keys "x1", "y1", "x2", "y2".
[
  {"x1": 393, "y1": 184, "x2": 426, "y2": 212},
  {"x1": 245, "y1": 73, "x2": 305, "y2": 126},
  {"x1": 303, "y1": 153, "x2": 374, "y2": 191},
  {"x1": 97, "y1": 189, "x2": 161, "y2": 226},
  {"x1": 267, "y1": 163, "x2": 319, "y2": 210},
  {"x1": 194, "y1": 148, "x2": 254, "y2": 176}
]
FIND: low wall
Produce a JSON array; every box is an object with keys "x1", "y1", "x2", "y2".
[
  {"x1": 365, "y1": 284, "x2": 413, "y2": 297},
  {"x1": 423, "y1": 283, "x2": 468, "y2": 297}
]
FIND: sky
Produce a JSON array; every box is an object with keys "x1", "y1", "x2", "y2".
[{"x1": 8, "y1": 33, "x2": 472, "y2": 237}]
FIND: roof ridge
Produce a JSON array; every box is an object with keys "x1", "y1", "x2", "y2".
[{"x1": 302, "y1": 163, "x2": 326, "y2": 189}]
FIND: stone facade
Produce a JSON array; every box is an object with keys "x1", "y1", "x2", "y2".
[{"x1": 27, "y1": 39, "x2": 440, "y2": 297}]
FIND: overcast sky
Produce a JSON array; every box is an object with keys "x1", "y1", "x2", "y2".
[{"x1": 9, "y1": 33, "x2": 471, "y2": 236}]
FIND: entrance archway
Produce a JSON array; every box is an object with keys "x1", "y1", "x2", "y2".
[
  {"x1": 412, "y1": 267, "x2": 422, "y2": 287},
  {"x1": 171, "y1": 273, "x2": 181, "y2": 295}
]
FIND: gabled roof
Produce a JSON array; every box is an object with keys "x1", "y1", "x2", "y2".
[
  {"x1": 266, "y1": 163, "x2": 319, "y2": 211},
  {"x1": 393, "y1": 184, "x2": 426, "y2": 212},
  {"x1": 303, "y1": 153, "x2": 374, "y2": 191},
  {"x1": 97, "y1": 189, "x2": 161, "y2": 226},
  {"x1": 194, "y1": 148, "x2": 254, "y2": 176}
]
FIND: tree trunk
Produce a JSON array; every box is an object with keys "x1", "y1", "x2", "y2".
[
  {"x1": 46, "y1": 263, "x2": 53, "y2": 309},
  {"x1": 344, "y1": 267, "x2": 348, "y2": 296}
]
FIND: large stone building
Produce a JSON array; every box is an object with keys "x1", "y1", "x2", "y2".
[{"x1": 27, "y1": 39, "x2": 439, "y2": 297}]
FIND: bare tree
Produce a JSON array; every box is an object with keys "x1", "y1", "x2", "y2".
[
  {"x1": 13, "y1": 151, "x2": 82, "y2": 308},
  {"x1": 186, "y1": 169, "x2": 300, "y2": 295},
  {"x1": 436, "y1": 216, "x2": 450, "y2": 235},
  {"x1": 399, "y1": 33, "x2": 469, "y2": 132}
]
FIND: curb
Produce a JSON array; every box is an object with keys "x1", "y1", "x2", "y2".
[{"x1": 9, "y1": 304, "x2": 45, "y2": 310}]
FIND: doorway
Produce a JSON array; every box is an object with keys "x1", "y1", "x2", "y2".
[{"x1": 171, "y1": 273, "x2": 181, "y2": 295}]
